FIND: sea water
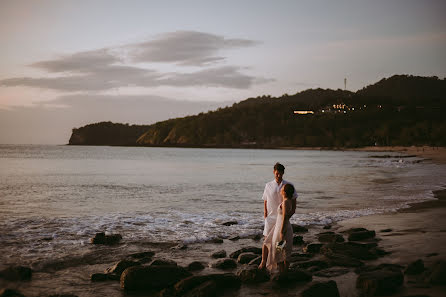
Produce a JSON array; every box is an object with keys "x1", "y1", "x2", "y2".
[{"x1": 0, "y1": 145, "x2": 445, "y2": 271}]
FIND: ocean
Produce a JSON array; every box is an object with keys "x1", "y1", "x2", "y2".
[{"x1": 0, "y1": 145, "x2": 445, "y2": 294}]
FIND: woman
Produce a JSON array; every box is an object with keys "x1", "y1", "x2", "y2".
[{"x1": 264, "y1": 183, "x2": 294, "y2": 273}]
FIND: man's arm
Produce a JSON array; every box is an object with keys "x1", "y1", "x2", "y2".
[{"x1": 264, "y1": 200, "x2": 268, "y2": 219}]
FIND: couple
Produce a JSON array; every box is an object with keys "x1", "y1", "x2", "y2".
[{"x1": 258, "y1": 162, "x2": 298, "y2": 273}]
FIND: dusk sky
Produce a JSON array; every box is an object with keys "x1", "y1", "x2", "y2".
[{"x1": 1, "y1": 0, "x2": 445, "y2": 144}]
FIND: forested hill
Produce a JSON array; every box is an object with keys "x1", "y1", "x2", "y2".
[{"x1": 68, "y1": 75, "x2": 446, "y2": 148}]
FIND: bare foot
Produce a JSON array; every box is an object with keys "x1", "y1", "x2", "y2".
[{"x1": 258, "y1": 262, "x2": 266, "y2": 270}]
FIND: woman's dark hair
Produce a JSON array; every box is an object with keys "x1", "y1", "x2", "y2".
[
  {"x1": 283, "y1": 183, "x2": 294, "y2": 199},
  {"x1": 274, "y1": 162, "x2": 285, "y2": 172}
]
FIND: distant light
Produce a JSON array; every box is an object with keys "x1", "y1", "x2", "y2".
[
  {"x1": 294, "y1": 111, "x2": 314, "y2": 115},
  {"x1": 322, "y1": 110, "x2": 325, "y2": 113},
  {"x1": 344, "y1": 111, "x2": 346, "y2": 113},
  {"x1": 352, "y1": 107, "x2": 355, "y2": 111}
]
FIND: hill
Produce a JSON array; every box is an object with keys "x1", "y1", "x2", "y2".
[{"x1": 69, "y1": 75, "x2": 446, "y2": 148}]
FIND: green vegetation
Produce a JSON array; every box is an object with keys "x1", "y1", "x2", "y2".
[{"x1": 69, "y1": 75, "x2": 446, "y2": 148}]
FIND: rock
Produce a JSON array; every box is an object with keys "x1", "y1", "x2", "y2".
[
  {"x1": 301, "y1": 280, "x2": 340, "y2": 297},
  {"x1": 90, "y1": 232, "x2": 122, "y2": 245},
  {"x1": 222, "y1": 221, "x2": 238, "y2": 226},
  {"x1": 405, "y1": 259, "x2": 425, "y2": 275},
  {"x1": 292, "y1": 224, "x2": 309, "y2": 233},
  {"x1": 318, "y1": 232, "x2": 344, "y2": 243},
  {"x1": 172, "y1": 244, "x2": 188, "y2": 250},
  {"x1": 321, "y1": 243, "x2": 379, "y2": 260},
  {"x1": 425, "y1": 260, "x2": 446, "y2": 285},
  {"x1": 211, "y1": 250, "x2": 227, "y2": 258},
  {"x1": 129, "y1": 251, "x2": 155, "y2": 259},
  {"x1": 273, "y1": 268, "x2": 312, "y2": 284},
  {"x1": 293, "y1": 235, "x2": 305, "y2": 245},
  {"x1": 297, "y1": 259, "x2": 330, "y2": 270},
  {"x1": 182, "y1": 280, "x2": 217, "y2": 297},
  {"x1": 48, "y1": 295, "x2": 78, "y2": 297},
  {"x1": 314, "y1": 267, "x2": 350, "y2": 277},
  {"x1": 208, "y1": 238, "x2": 224, "y2": 244},
  {"x1": 229, "y1": 247, "x2": 262, "y2": 259},
  {"x1": 380, "y1": 229, "x2": 392, "y2": 233},
  {"x1": 120, "y1": 265, "x2": 191, "y2": 291},
  {"x1": 248, "y1": 256, "x2": 262, "y2": 266},
  {"x1": 173, "y1": 273, "x2": 241, "y2": 296},
  {"x1": 105, "y1": 260, "x2": 140, "y2": 275},
  {"x1": 229, "y1": 236, "x2": 240, "y2": 241},
  {"x1": 210, "y1": 258, "x2": 237, "y2": 270},
  {"x1": 0, "y1": 289, "x2": 26, "y2": 297},
  {"x1": 426, "y1": 252, "x2": 439, "y2": 257},
  {"x1": 150, "y1": 259, "x2": 178, "y2": 267},
  {"x1": 0, "y1": 266, "x2": 32, "y2": 281},
  {"x1": 91, "y1": 273, "x2": 109, "y2": 282},
  {"x1": 236, "y1": 265, "x2": 270, "y2": 283},
  {"x1": 323, "y1": 225, "x2": 332, "y2": 230},
  {"x1": 289, "y1": 253, "x2": 314, "y2": 263},
  {"x1": 304, "y1": 243, "x2": 324, "y2": 254},
  {"x1": 237, "y1": 252, "x2": 259, "y2": 264},
  {"x1": 356, "y1": 264, "x2": 404, "y2": 296},
  {"x1": 324, "y1": 253, "x2": 364, "y2": 267},
  {"x1": 187, "y1": 261, "x2": 205, "y2": 271},
  {"x1": 348, "y1": 230, "x2": 376, "y2": 241},
  {"x1": 252, "y1": 234, "x2": 262, "y2": 241}
]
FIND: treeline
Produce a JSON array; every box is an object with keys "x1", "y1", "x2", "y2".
[{"x1": 69, "y1": 75, "x2": 446, "y2": 147}]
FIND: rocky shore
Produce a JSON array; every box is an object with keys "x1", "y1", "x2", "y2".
[{"x1": 2, "y1": 189, "x2": 445, "y2": 297}]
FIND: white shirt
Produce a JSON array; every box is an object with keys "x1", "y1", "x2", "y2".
[{"x1": 262, "y1": 179, "x2": 298, "y2": 236}]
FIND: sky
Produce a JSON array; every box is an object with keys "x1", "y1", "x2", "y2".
[{"x1": 1, "y1": 0, "x2": 445, "y2": 144}]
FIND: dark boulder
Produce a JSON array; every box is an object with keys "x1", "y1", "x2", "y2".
[
  {"x1": 229, "y1": 236, "x2": 240, "y2": 241},
  {"x1": 251, "y1": 234, "x2": 262, "y2": 241},
  {"x1": 405, "y1": 259, "x2": 425, "y2": 275},
  {"x1": 237, "y1": 252, "x2": 259, "y2": 264},
  {"x1": 292, "y1": 224, "x2": 309, "y2": 233},
  {"x1": 210, "y1": 258, "x2": 237, "y2": 270},
  {"x1": 321, "y1": 243, "x2": 379, "y2": 260},
  {"x1": 91, "y1": 273, "x2": 109, "y2": 282},
  {"x1": 173, "y1": 273, "x2": 241, "y2": 296},
  {"x1": 348, "y1": 230, "x2": 376, "y2": 241},
  {"x1": 323, "y1": 225, "x2": 332, "y2": 230},
  {"x1": 301, "y1": 280, "x2": 340, "y2": 297},
  {"x1": 0, "y1": 266, "x2": 32, "y2": 281},
  {"x1": 90, "y1": 232, "x2": 122, "y2": 245},
  {"x1": 424, "y1": 260, "x2": 446, "y2": 285},
  {"x1": 356, "y1": 264, "x2": 404, "y2": 296},
  {"x1": 105, "y1": 260, "x2": 140, "y2": 275},
  {"x1": 296, "y1": 259, "x2": 330, "y2": 270},
  {"x1": 293, "y1": 235, "x2": 305, "y2": 245},
  {"x1": 209, "y1": 238, "x2": 224, "y2": 244},
  {"x1": 211, "y1": 250, "x2": 227, "y2": 258},
  {"x1": 222, "y1": 221, "x2": 238, "y2": 226},
  {"x1": 324, "y1": 253, "x2": 364, "y2": 267},
  {"x1": 380, "y1": 229, "x2": 392, "y2": 233},
  {"x1": 128, "y1": 251, "x2": 155, "y2": 259},
  {"x1": 314, "y1": 267, "x2": 350, "y2": 277},
  {"x1": 150, "y1": 259, "x2": 178, "y2": 267},
  {"x1": 318, "y1": 232, "x2": 344, "y2": 243},
  {"x1": 229, "y1": 247, "x2": 262, "y2": 259},
  {"x1": 236, "y1": 265, "x2": 270, "y2": 283},
  {"x1": 187, "y1": 261, "x2": 205, "y2": 272},
  {"x1": 304, "y1": 243, "x2": 324, "y2": 254},
  {"x1": 120, "y1": 265, "x2": 191, "y2": 291},
  {"x1": 0, "y1": 289, "x2": 26, "y2": 297},
  {"x1": 273, "y1": 268, "x2": 312, "y2": 284}
]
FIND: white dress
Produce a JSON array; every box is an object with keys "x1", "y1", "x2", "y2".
[{"x1": 264, "y1": 200, "x2": 293, "y2": 272}]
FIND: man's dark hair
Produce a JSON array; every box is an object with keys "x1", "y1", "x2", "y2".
[
  {"x1": 274, "y1": 162, "x2": 285, "y2": 172},
  {"x1": 283, "y1": 183, "x2": 294, "y2": 199}
]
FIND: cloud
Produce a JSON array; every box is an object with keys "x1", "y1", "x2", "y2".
[
  {"x1": 0, "y1": 31, "x2": 270, "y2": 92},
  {"x1": 0, "y1": 94, "x2": 233, "y2": 144},
  {"x1": 128, "y1": 30, "x2": 259, "y2": 66}
]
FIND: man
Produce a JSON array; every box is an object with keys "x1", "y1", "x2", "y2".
[{"x1": 258, "y1": 162, "x2": 297, "y2": 269}]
